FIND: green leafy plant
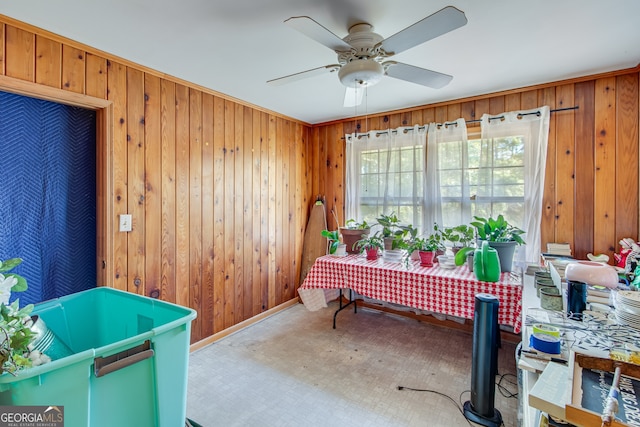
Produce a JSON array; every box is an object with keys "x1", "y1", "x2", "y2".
[
  {"x1": 320, "y1": 230, "x2": 340, "y2": 254},
  {"x1": 353, "y1": 232, "x2": 385, "y2": 253},
  {"x1": 440, "y1": 224, "x2": 475, "y2": 248},
  {"x1": 470, "y1": 215, "x2": 526, "y2": 245},
  {"x1": 376, "y1": 212, "x2": 402, "y2": 238},
  {"x1": 0, "y1": 258, "x2": 35, "y2": 375},
  {"x1": 343, "y1": 219, "x2": 370, "y2": 230}
]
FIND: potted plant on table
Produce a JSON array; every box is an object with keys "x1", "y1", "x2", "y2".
[
  {"x1": 412, "y1": 234, "x2": 443, "y2": 267},
  {"x1": 339, "y1": 219, "x2": 371, "y2": 254},
  {"x1": 354, "y1": 233, "x2": 385, "y2": 261},
  {"x1": 320, "y1": 229, "x2": 344, "y2": 255},
  {"x1": 470, "y1": 214, "x2": 525, "y2": 272},
  {"x1": 376, "y1": 212, "x2": 405, "y2": 251}
]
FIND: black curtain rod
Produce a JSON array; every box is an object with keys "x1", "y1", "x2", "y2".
[{"x1": 345, "y1": 105, "x2": 579, "y2": 139}]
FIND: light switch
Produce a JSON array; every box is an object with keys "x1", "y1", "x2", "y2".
[{"x1": 119, "y1": 214, "x2": 132, "y2": 232}]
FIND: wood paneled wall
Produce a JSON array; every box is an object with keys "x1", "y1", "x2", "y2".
[
  {"x1": 311, "y1": 69, "x2": 640, "y2": 262},
  {"x1": 0, "y1": 18, "x2": 313, "y2": 344},
  {"x1": 2, "y1": 15, "x2": 639, "y2": 345}
]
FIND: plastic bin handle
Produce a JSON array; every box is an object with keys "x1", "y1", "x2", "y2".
[{"x1": 94, "y1": 340, "x2": 154, "y2": 378}]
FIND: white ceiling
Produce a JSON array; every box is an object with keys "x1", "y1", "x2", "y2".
[{"x1": 2, "y1": 0, "x2": 639, "y2": 124}]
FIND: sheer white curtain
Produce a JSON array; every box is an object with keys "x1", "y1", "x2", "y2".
[
  {"x1": 426, "y1": 118, "x2": 468, "y2": 229},
  {"x1": 345, "y1": 125, "x2": 427, "y2": 233},
  {"x1": 480, "y1": 106, "x2": 550, "y2": 266}
]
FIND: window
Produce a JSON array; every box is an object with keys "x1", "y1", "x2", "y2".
[
  {"x1": 359, "y1": 145, "x2": 424, "y2": 227},
  {"x1": 345, "y1": 126, "x2": 427, "y2": 234},
  {"x1": 437, "y1": 134, "x2": 525, "y2": 229}
]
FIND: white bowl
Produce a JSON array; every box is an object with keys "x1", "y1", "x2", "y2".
[{"x1": 564, "y1": 260, "x2": 618, "y2": 288}]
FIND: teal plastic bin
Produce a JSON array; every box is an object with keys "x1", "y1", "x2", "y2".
[{"x1": 0, "y1": 287, "x2": 197, "y2": 427}]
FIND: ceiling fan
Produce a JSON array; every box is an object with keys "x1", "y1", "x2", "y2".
[{"x1": 267, "y1": 6, "x2": 467, "y2": 107}]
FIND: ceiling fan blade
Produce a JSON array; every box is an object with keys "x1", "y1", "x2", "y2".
[
  {"x1": 285, "y1": 16, "x2": 353, "y2": 51},
  {"x1": 267, "y1": 65, "x2": 340, "y2": 86},
  {"x1": 343, "y1": 86, "x2": 364, "y2": 108},
  {"x1": 380, "y1": 6, "x2": 467, "y2": 55},
  {"x1": 385, "y1": 62, "x2": 452, "y2": 89}
]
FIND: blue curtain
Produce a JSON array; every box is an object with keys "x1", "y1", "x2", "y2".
[{"x1": 0, "y1": 91, "x2": 96, "y2": 306}]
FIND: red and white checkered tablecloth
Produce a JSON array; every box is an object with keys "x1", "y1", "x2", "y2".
[{"x1": 298, "y1": 254, "x2": 523, "y2": 333}]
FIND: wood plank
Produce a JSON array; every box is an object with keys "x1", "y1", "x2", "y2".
[
  {"x1": 474, "y1": 98, "x2": 490, "y2": 119},
  {"x1": 243, "y1": 106, "x2": 254, "y2": 319},
  {"x1": 460, "y1": 101, "x2": 475, "y2": 122},
  {"x1": 520, "y1": 89, "x2": 538, "y2": 110},
  {"x1": 224, "y1": 100, "x2": 236, "y2": 326},
  {"x1": 174, "y1": 83, "x2": 190, "y2": 308},
  {"x1": 160, "y1": 79, "x2": 177, "y2": 304},
  {"x1": 573, "y1": 81, "x2": 595, "y2": 259},
  {"x1": 488, "y1": 95, "x2": 505, "y2": 115},
  {"x1": 212, "y1": 96, "x2": 226, "y2": 332},
  {"x1": 282, "y1": 120, "x2": 292, "y2": 303},
  {"x1": 268, "y1": 114, "x2": 277, "y2": 309},
  {"x1": 126, "y1": 68, "x2": 146, "y2": 295},
  {"x1": 275, "y1": 117, "x2": 285, "y2": 306},
  {"x1": 434, "y1": 105, "x2": 447, "y2": 123},
  {"x1": 554, "y1": 84, "x2": 576, "y2": 247},
  {"x1": 107, "y1": 60, "x2": 128, "y2": 291},
  {"x1": 144, "y1": 73, "x2": 162, "y2": 300},
  {"x1": 504, "y1": 93, "x2": 521, "y2": 114},
  {"x1": 85, "y1": 53, "x2": 107, "y2": 99},
  {"x1": 5, "y1": 25, "x2": 34, "y2": 81},
  {"x1": 189, "y1": 88, "x2": 203, "y2": 342},
  {"x1": 593, "y1": 77, "x2": 617, "y2": 258},
  {"x1": 61, "y1": 45, "x2": 85, "y2": 94},
  {"x1": 260, "y1": 112, "x2": 270, "y2": 312},
  {"x1": 233, "y1": 103, "x2": 244, "y2": 322},
  {"x1": 201, "y1": 92, "x2": 214, "y2": 337},
  {"x1": 410, "y1": 109, "x2": 423, "y2": 127},
  {"x1": 422, "y1": 107, "x2": 435, "y2": 124},
  {"x1": 252, "y1": 108, "x2": 262, "y2": 315},
  {"x1": 0, "y1": 23, "x2": 4, "y2": 75},
  {"x1": 615, "y1": 74, "x2": 639, "y2": 246},
  {"x1": 35, "y1": 36, "x2": 61, "y2": 88}
]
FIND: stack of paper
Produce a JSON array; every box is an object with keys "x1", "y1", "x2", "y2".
[{"x1": 547, "y1": 242, "x2": 572, "y2": 256}]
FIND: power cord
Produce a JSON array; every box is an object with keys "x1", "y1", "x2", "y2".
[
  {"x1": 397, "y1": 385, "x2": 473, "y2": 427},
  {"x1": 398, "y1": 382, "x2": 513, "y2": 427},
  {"x1": 496, "y1": 372, "x2": 518, "y2": 399}
]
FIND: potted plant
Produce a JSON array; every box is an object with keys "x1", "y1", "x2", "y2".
[
  {"x1": 339, "y1": 219, "x2": 371, "y2": 254},
  {"x1": 399, "y1": 224, "x2": 420, "y2": 260},
  {"x1": 320, "y1": 229, "x2": 344, "y2": 255},
  {"x1": 436, "y1": 224, "x2": 477, "y2": 267},
  {"x1": 354, "y1": 233, "x2": 385, "y2": 260},
  {"x1": 440, "y1": 224, "x2": 475, "y2": 252},
  {"x1": 470, "y1": 214, "x2": 525, "y2": 272},
  {"x1": 376, "y1": 212, "x2": 404, "y2": 250},
  {"x1": 0, "y1": 257, "x2": 41, "y2": 375},
  {"x1": 413, "y1": 234, "x2": 442, "y2": 267}
]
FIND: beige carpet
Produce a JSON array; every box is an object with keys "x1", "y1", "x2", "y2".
[{"x1": 187, "y1": 301, "x2": 519, "y2": 427}]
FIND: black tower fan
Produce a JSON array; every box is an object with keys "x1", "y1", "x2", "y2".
[{"x1": 463, "y1": 293, "x2": 502, "y2": 427}]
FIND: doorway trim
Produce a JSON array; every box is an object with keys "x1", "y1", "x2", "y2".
[{"x1": 0, "y1": 74, "x2": 114, "y2": 288}]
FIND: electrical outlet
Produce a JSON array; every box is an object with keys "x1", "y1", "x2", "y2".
[{"x1": 119, "y1": 214, "x2": 132, "y2": 232}]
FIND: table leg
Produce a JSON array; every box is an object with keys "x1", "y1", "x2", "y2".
[{"x1": 333, "y1": 288, "x2": 357, "y2": 329}]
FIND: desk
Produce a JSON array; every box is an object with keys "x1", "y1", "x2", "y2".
[{"x1": 298, "y1": 254, "x2": 523, "y2": 333}]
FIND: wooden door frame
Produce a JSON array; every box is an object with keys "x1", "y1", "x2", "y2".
[{"x1": 0, "y1": 74, "x2": 114, "y2": 288}]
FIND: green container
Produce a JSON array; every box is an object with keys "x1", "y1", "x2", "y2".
[{"x1": 0, "y1": 287, "x2": 197, "y2": 427}]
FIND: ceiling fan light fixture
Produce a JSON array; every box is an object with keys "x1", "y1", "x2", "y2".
[{"x1": 338, "y1": 59, "x2": 383, "y2": 87}]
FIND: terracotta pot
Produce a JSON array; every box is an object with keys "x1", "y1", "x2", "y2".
[
  {"x1": 340, "y1": 227, "x2": 370, "y2": 254},
  {"x1": 418, "y1": 250, "x2": 436, "y2": 267}
]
